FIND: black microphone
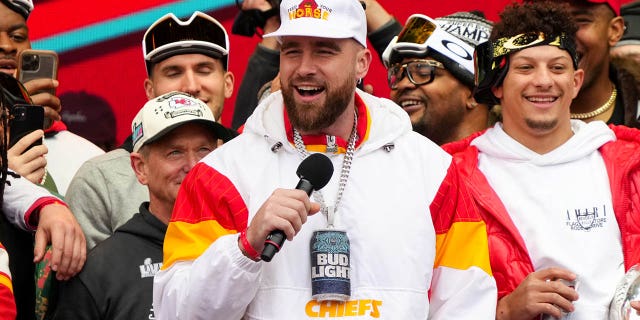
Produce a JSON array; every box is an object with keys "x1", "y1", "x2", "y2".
[{"x1": 261, "y1": 153, "x2": 334, "y2": 262}]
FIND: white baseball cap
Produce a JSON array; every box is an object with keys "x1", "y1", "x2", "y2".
[
  {"x1": 131, "y1": 91, "x2": 226, "y2": 152},
  {"x1": 264, "y1": 0, "x2": 367, "y2": 47}
]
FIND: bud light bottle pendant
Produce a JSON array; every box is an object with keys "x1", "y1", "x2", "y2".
[{"x1": 310, "y1": 207, "x2": 351, "y2": 301}]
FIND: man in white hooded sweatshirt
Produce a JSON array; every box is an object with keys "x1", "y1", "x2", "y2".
[
  {"x1": 443, "y1": 1, "x2": 640, "y2": 319},
  {"x1": 153, "y1": 0, "x2": 498, "y2": 319}
]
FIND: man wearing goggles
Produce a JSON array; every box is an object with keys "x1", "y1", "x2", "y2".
[
  {"x1": 445, "y1": 1, "x2": 640, "y2": 318},
  {"x1": 382, "y1": 12, "x2": 496, "y2": 145},
  {"x1": 66, "y1": 11, "x2": 238, "y2": 254}
]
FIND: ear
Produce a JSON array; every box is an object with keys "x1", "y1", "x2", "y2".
[
  {"x1": 491, "y1": 85, "x2": 504, "y2": 101},
  {"x1": 608, "y1": 16, "x2": 625, "y2": 47},
  {"x1": 572, "y1": 68, "x2": 585, "y2": 99},
  {"x1": 464, "y1": 88, "x2": 478, "y2": 110},
  {"x1": 355, "y1": 48, "x2": 373, "y2": 80},
  {"x1": 143, "y1": 78, "x2": 155, "y2": 100},
  {"x1": 130, "y1": 152, "x2": 149, "y2": 186},
  {"x1": 224, "y1": 71, "x2": 235, "y2": 99}
]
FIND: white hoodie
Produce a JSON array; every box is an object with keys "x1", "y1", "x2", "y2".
[
  {"x1": 473, "y1": 120, "x2": 623, "y2": 318},
  {"x1": 153, "y1": 89, "x2": 497, "y2": 319}
]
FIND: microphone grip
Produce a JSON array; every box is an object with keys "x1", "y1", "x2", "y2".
[
  {"x1": 260, "y1": 178, "x2": 314, "y2": 262},
  {"x1": 261, "y1": 230, "x2": 285, "y2": 262},
  {"x1": 295, "y1": 179, "x2": 314, "y2": 196}
]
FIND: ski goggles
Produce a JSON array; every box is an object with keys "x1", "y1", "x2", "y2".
[
  {"x1": 142, "y1": 11, "x2": 229, "y2": 74},
  {"x1": 387, "y1": 59, "x2": 444, "y2": 89},
  {"x1": 382, "y1": 14, "x2": 475, "y2": 86}
]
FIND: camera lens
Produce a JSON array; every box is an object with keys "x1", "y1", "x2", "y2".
[{"x1": 22, "y1": 54, "x2": 39, "y2": 71}]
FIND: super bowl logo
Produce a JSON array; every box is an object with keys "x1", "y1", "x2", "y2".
[
  {"x1": 139, "y1": 257, "x2": 162, "y2": 278},
  {"x1": 132, "y1": 122, "x2": 144, "y2": 146}
]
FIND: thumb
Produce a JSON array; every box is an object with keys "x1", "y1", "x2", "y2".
[
  {"x1": 309, "y1": 202, "x2": 322, "y2": 215},
  {"x1": 33, "y1": 229, "x2": 47, "y2": 263},
  {"x1": 363, "y1": 84, "x2": 374, "y2": 95}
]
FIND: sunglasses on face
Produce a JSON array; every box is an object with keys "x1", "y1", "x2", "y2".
[{"x1": 387, "y1": 59, "x2": 445, "y2": 89}]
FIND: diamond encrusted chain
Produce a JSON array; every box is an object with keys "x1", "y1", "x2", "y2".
[{"x1": 293, "y1": 110, "x2": 358, "y2": 227}]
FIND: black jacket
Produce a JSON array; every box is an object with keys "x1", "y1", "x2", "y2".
[
  {"x1": 609, "y1": 64, "x2": 640, "y2": 128},
  {"x1": 53, "y1": 203, "x2": 166, "y2": 320}
]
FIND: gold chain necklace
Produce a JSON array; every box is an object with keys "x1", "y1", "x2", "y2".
[{"x1": 570, "y1": 87, "x2": 617, "y2": 120}]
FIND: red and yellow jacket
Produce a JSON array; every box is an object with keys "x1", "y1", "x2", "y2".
[{"x1": 0, "y1": 242, "x2": 16, "y2": 320}]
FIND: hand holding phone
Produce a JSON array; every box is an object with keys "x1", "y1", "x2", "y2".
[
  {"x1": 16, "y1": 49, "x2": 58, "y2": 95},
  {"x1": 7, "y1": 129, "x2": 47, "y2": 184},
  {"x1": 16, "y1": 49, "x2": 59, "y2": 128},
  {"x1": 9, "y1": 104, "x2": 44, "y2": 151}
]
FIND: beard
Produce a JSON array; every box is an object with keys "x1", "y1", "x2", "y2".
[
  {"x1": 282, "y1": 73, "x2": 355, "y2": 132},
  {"x1": 411, "y1": 103, "x2": 465, "y2": 146},
  {"x1": 525, "y1": 118, "x2": 558, "y2": 131}
]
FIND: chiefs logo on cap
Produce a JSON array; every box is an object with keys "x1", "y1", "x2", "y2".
[{"x1": 168, "y1": 96, "x2": 198, "y2": 109}]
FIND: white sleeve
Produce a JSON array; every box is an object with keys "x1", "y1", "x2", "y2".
[
  {"x1": 153, "y1": 234, "x2": 262, "y2": 320},
  {"x1": 3, "y1": 173, "x2": 61, "y2": 230},
  {"x1": 428, "y1": 266, "x2": 497, "y2": 319}
]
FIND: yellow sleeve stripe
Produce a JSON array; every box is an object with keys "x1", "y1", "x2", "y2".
[
  {"x1": 162, "y1": 220, "x2": 237, "y2": 270},
  {"x1": 0, "y1": 274, "x2": 12, "y2": 294},
  {"x1": 434, "y1": 221, "x2": 492, "y2": 276}
]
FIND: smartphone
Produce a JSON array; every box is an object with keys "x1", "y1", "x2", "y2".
[
  {"x1": 9, "y1": 104, "x2": 44, "y2": 152},
  {"x1": 16, "y1": 49, "x2": 58, "y2": 95}
]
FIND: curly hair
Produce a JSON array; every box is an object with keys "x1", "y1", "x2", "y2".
[{"x1": 491, "y1": 1, "x2": 578, "y2": 44}]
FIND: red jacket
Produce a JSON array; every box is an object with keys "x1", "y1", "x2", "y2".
[
  {"x1": 443, "y1": 125, "x2": 640, "y2": 299},
  {"x1": 0, "y1": 242, "x2": 16, "y2": 320}
]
